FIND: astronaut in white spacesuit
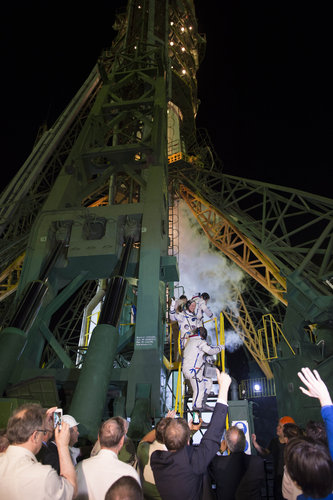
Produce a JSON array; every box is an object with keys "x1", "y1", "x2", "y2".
[
  {"x1": 191, "y1": 292, "x2": 214, "y2": 326},
  {"x1": 182, "y1": 326, "x2": 223, "y2": 411},
  {"x1": 169, "y1": 298, "x2": 201, "y2": 350}
]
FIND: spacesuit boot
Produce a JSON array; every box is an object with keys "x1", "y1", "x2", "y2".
[{"x1": 193, "y1": 392, "x2": 214, "y2": 412}]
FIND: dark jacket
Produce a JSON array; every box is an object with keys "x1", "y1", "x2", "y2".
[
  {"x1": 151, "y1": 402, "x2": 228, "y2": 500},
  {"x1": 209, "y1": 451, "x2": 265, "y2": 500},
  {"x1": 38, "y1": 441, "x2": 60, "y2": 474}
]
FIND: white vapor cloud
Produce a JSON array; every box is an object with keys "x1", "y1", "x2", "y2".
[{"x1": 175, "y1": 200, "x2": 245, "y2": 352}]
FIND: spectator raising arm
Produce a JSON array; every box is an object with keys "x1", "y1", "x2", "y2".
[
  {"x1": 251, "y1": 433, "x2": 270, "y2": 456},
  {"x1": 216, "y1": 368, "x2": 231, "y2": 403},
  {"x1": 298, "y1": 367, "x2": 333, "y2": 460},
  {"x1": 54, "y1": 422, "x2": 77, "y2": 496},
  {"x1": 298, "y1": 367, "x2": 332, "y2": 406}
]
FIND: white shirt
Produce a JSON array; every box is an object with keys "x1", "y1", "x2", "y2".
[
  {"x1": 0, "y1": 445, "x2": 74, "y2": 500},
  {"x1": 69, "y1": 446, "x2": 80, "y2": 465},
  {"x1": 282, "y1": 465, "x2": 303, "y2": 500},
  {"x1": 76, "y1": 448, "x2": 140, "y2": 500},
  {"x1": 142, "y1": 440, "x2": 167, "y2": 484}
]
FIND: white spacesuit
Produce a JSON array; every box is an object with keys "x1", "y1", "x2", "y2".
[
  {"x1": 192, "y1": 293, "x2": 214, "y2": 326},
  {"x1": 182, "y1": 329, "x2": 222, "y2": 410},
  {"x1": 169, "y1": 299, "x2": 201, "y2": 350}
]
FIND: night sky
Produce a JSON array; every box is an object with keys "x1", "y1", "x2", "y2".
[{"x1": 1, "y1": 1, "x2": 332, "y2": 198}]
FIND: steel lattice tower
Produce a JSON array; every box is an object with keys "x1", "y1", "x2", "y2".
[{"x1": 0, "y1": 0, "x2": 332, "y2": 436}]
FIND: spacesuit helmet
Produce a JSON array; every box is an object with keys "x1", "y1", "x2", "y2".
[{"x1": 201, "y1": 292, "x2": 210, "y2": 301}]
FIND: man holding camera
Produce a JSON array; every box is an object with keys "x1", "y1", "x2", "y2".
[
  {"x1": 151, "y1": 369, "x2": 231, "y2": 500},
  {"x1": 0, "y1": 403, "x2": 76, "y2": 499},
  {"x1": 39, "y1": 413, "x2": 80, "y2": 473}
]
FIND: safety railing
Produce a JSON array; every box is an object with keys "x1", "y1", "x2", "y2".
[
  {"x1": 258, "y1": 314, "x2": 295, "y2": 360},
  {"x1": 168, "y1": 151, "x2": 204, "y2": 168},
  {"x1": 0, "y1": 253, "x2": 25, "y2": 302},
  {"x1": 168, "y1": 312, "x2": 228, "y2": 418}
]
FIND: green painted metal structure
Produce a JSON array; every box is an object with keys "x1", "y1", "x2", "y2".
[
  {"x1": 0, "y1": 0, "x2": 332, "y2": 437},
  {"x1": 0, "y1": 0, "x2": 202, "y2": 440}
]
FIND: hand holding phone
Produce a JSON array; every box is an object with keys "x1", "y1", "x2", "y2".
[
  {"x1": 192, "y1": 411, "x2": 200, "y2": 425},
  {"x1": 53, "y1": 409, "x2": 63, "y2": 429}
]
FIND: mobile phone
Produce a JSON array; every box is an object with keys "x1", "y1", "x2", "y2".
[
  {"x1": 192, "y1": 411, "x2": 200, "y2": 424},
  {"x1": 53, "y1": 409, "x2": 63, "y2": 429}
]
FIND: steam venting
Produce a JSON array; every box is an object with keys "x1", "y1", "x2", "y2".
[{"x1": 176, "y1": 200, "x2": 245, "y2": 353}]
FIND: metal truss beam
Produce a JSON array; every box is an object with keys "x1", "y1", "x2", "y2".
[
  {"x1": 179, "y1": 184, "x2": 287, "y2": 305},
  {"x1": 169, "y1": 156, "x2": 333, "y2": 294}
]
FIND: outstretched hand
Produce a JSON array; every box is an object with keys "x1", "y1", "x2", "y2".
[
  {"x1": 216, "y1": 368, "x2": 231, "y2": 402},
  {"x1": 166, "y1": 409, "x2": 176, "y2": 419},
  {"x1": 44, "y1": 407, "x2": 58, "y2": 430},
  {"x1": 298, "y1": 367, "x2": 332, "y2": 407},
  {"x1": 216, "y1": 368, "x2": 231, "y2": 389}
]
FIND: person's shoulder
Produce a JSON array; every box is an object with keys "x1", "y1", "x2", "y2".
[
  {"x1": 33, "y1": 459, "x2": 61, "y2": 480},
  {"x1": 246, "y1": 454, "x2": 265, "y2": 472},
  {"x1": 268, "y1": 437, "x2": 279, "y2": 449},
  {"x1": 210, "y1": 454, "x2": 230, "y2": 469},
  {"x1": 117, "y1": 458, "x2": 140, "y2": 480},
  {"x1": 119, "y1": 458, "x2": 138, "y2": 470},
  {"x1": 44, "y1": 466, "x2": 74, "y2": 499},
  {"x1": 76, "y1": 452, "x2": 99, "y2": 470},
  {"x1": 151, "y1": 448, "x2": 176, "y2": 466},
  {"x1": 137, "y1": 440, "x2": 150, "y2": 452}
]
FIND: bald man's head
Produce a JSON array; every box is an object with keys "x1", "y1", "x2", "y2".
[{"x1": 99, "y1": 417, "x2": 126, "y2": 449}]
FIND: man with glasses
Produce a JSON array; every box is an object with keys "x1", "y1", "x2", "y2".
[{"x1": 0, "y1": 403, "x2": 76, "y2": 499}]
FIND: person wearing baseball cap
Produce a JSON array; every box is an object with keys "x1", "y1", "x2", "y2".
[
  {"x1": 279, "y1": 416, "x2": 295, "y2": 426},
  {"x1": 62, "y1": 415, "x2": 80, "y2": 466},
  {"x1": 40, "y1": 413, "x2": 80, "y2": 471},
  {"x1": 252, "y1": 415, "x2": 296, "y2": 500}
]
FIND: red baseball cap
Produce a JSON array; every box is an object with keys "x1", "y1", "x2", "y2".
[{"x1": 279, "y1": 416, "x2": 295, "y2": 425}]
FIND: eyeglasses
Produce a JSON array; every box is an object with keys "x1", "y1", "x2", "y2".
[{"x1": 36, "y1": 429, "x2": 50, "y2": 436}]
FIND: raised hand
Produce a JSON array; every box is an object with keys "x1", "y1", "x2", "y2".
[
  {"x1": 298, "y1": 367, "x2": 332, "y2": 407},
  {"x1": 216, "y1": 368, "x2": 232, "y2": 402},
  {"x1": 188, "y1": 417, "x2": 202, "y2": 432},
  {"x1": 54, "y1": 421, "x2": 70, "y2": 447}
]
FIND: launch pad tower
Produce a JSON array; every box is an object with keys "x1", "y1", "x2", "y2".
[{"x1": 0, "y1": 0, "x2": 333, "y2": 437}]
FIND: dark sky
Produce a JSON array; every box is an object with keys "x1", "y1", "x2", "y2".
[{"x1": 1, "y1": 1, "x2": 332, "y2": 198}]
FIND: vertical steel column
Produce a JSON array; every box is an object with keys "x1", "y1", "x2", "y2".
[
  {"x1": 0, "y1": 242, "x2": 64, "y2": 395},
  {"x1": 69, "y1": 238, "x2": 133, "y2": 440}
]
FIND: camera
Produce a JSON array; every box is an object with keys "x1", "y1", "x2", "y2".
[
  {"x1": 192, "y1": 411, "x2": 200, "y2": 425},
  {"x1": 53, "y1": 409, "x2": 63, "y2": 429}
]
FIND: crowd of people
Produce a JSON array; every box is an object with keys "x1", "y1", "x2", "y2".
[
  {"x1": 0, "y1": 290, "x2": 332, "y2": 499},
  {"x1": 0, "y1": 367, "x2": 332, "y2": 500}
]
